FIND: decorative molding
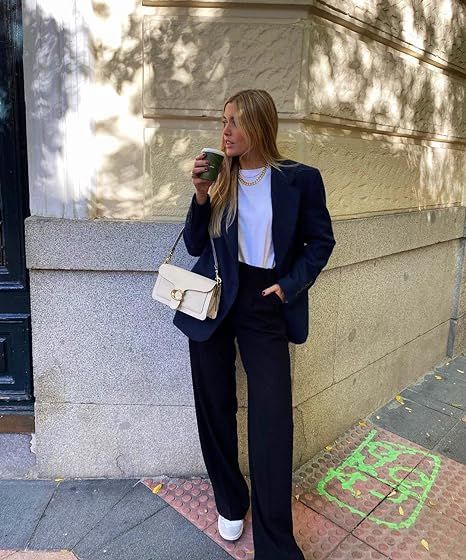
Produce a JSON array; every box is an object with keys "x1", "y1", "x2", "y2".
[{"x1": 142, "y1": 0, "x2": 466, "y2": 78}]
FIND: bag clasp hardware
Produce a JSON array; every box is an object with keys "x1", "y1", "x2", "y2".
[{"x1": 170, "y1": 288, "x2": 184, "y2": 301}]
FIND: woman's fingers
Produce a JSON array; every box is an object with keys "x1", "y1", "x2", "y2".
[
  {"x1": 192, "y1": 156, "x2": 209, "y2": 175},
  {"x1": 191, "y1": 153, "x2": 213, "y2": 191}
]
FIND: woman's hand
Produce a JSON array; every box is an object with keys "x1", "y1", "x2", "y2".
[
  {"x1": 261, "y1": 283, "x2": 285, "y2": 303},
  {"x1": 192, "y1": 152, "x2": 214, "y2": 202}
]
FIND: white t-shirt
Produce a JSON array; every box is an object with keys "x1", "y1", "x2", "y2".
[{"x1": 237, "y1": 166, "x2": 276, "y2": 269}]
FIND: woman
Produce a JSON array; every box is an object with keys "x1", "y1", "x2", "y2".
[{"x1": 173, "y1": 89, "x2": 336, "y2": 560}]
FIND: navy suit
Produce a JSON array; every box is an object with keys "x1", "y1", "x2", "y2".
[
  {"x1": 174, "y1": 159, "x2": 336, "y2": 559},
  {"x1": 173, "y1": 159, "x2": 336, "y2": 344}
]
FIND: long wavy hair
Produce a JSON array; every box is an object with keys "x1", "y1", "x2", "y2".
[{"x1": 207, "y1": 89, "x2": 299, "y2": 238}]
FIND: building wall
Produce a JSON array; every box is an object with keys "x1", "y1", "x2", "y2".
[{"x1": 23, "y1": 0, "x2": 466, "y2": 478}]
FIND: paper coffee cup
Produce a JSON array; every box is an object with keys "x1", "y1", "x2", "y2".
[{"x1": 198, "y1": 147, "x2": 225, "y2": 181}]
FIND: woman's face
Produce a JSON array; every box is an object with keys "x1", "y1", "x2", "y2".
[{"x1": 222, "y1": 102, "x2": 249, "y2": 158}]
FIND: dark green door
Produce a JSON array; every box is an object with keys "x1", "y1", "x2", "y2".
[{"x1": 0, "y1": 0, "x2": 33, "y2": 411}]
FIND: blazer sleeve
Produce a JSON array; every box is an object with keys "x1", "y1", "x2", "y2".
[
  {"x1": 182, "y1": 193, "x2": 212, "y2": 256},
  {"x1": 278, "y1": 167, "x2": 336, "y2": 304}
]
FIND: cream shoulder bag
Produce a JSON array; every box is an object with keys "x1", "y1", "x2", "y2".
[{"x1": 151, "y1": 227, "x2": 222, "y2": 321}]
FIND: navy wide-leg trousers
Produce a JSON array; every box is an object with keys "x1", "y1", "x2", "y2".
[{"x1": 188, "y1": 261, "x2": 305, "y2": 560}]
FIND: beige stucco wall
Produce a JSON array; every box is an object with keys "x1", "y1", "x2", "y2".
[
  {"x1": 90, "y1": 0, "x2": 465, "y2": 221},
  {"x1": 92, "y1": 0, "x2": 466, "y2": 451},
  {"x1": 23, "y1": 0, "x2": 466, "y2": 477}
]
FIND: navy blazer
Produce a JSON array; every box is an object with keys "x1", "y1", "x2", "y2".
[{"x1": 173, "y1": 159, "x2": 336, "y2": 344}]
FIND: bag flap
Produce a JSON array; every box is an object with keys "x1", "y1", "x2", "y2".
[{"x1": 159, "y1": 263, "x2": 217, "y2": 293}]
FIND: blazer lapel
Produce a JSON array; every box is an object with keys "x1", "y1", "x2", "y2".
[
  {"x1": 270, "y1": 164, "x2": 300, "y2": 270},
  {"x1": 223, "y1": 163, "x2": 300, "y2": 271}
]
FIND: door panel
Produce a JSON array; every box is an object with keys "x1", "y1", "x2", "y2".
[{"x1": 0, "y1": 0, "x2": 33, "y2": 408}]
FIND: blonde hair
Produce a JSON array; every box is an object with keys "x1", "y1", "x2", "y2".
[{"x1": 207, "y1": 89, "x2": 298, "y2": 238}]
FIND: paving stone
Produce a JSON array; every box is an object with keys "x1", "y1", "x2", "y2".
[
  {"x1": 367, "y1": 396, "x2": 457, "y2": 449},
  {"x1": 295, "y1": 422, "x2": 430, "y2": 492},
  {"x1": 398, "y1": 453, "x2": 466, "y2": 525},
  {"x1": 434, "y1": 357, "x2": 466, "y2": 384},
  {"x1": 291, "y1": 501, "x2": 348, "y2": 559},
  {"x1": 406, "y1": 370, "x2": 466, "y2": 411},
  {"x1": 143, "y1": 475, "x2": 256, "y2": 559},
  {"x1": 434, "y1": 421, "x2": 466, "y2": 465},
  {"x1": 297, "y1": 464, "x2": 393, "y2": 532},
  {"x1": 326, "y1": 534, "x2": 388, "y2": 559},
  {"x1": 76, "y1": 503, "x2": 231, "y2": 560},
  {"x1": 293, "y1": 422, "x2": 375, "y2": 494},
  {"x1": 398, "y1": 388, "x2": 464, "y2": 419},
  {"x1": 28, "y1": 479, "x2": 138, "y2": 550},
  {"x1": 353, "y1": 488, "x2": 466, "y2": 559},
  {"x1": 198, "y1": 499, "x2": 347, "y2": 560},
  {"x1": 0, "y1": 435, "x2": 38, "y2": 480},
  {"x1": 293, "y1": 422, "x2": 440, "y2": 534},
  {"x1": 72, "y1": 481, "x2": 167, "y2": 558},
  {"x1": 0, "y1": 480, "x2": 56, "y2": 548},
  {"x1": 143, "y1": 476, "x2": 220, "y2": 531}
]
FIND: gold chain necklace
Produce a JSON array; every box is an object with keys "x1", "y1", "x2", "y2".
[{"x1": 238, "y1": 165, "x2": 269, "y2": 186}]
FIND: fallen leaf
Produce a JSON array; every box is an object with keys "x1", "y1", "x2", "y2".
[
  {"x1": 405, "y1": 407, "x2": 412, "y2": 412},
  {"x1": 376, "y1": 415, "x2": 380, "y2": 419},
  {"x1": 358, "y1": 420, "x2": 366, "y2": 426},
  {"x1": 451, "y1": 403, "x2": 463, "y2": 408},
  {"x1": 354, "y1": 489, "x2": 361, "y2": 496},
  {"x1": 395, "y1": 395, "x2": 405, "y2": 404},
  {"x1": 152, "y1": 483, "x2": 163, "y2": 493},
  {"x1": 388, "y1": 489, "x2": 397, "y2": 497},
  {"x1": 426, "y1": 432, "x2": 430, "y2": 437},
  {"x1": 325, "y1": 445, "x2": 333, "y2": 451},
  {"x1": 462, "y1": 415, "x2": 466, "y2": 422},
  {"x1": 421, "y1": 539, "x2": 429, "y2": 551},
  {"x1": 434, "y1": 375, "x2": 443, "y2": 380},
  {"x1": 399, "y1": 506, "x2": 404, "y2": 515}
]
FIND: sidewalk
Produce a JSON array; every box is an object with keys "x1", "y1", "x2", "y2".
[{"x1": 0, "y1": 355, "x2": 465, "y2": 559}]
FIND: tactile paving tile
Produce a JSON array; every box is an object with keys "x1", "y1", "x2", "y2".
[
  {"x1": 398, "y1": 453, "x2": 466, "y2": 526},
  {"x1": 293, "y1": 422, "x2": 374, "y2": 494},
  {"x1": 326, "y1": 534, "x2": 389, "y2": 559},
  {"x1": 141, "y1": 419, "x2": 459, "y2": 559},
  {"x1": 353, "y1": 488, "x2": 466, "y2": 559},
  {"x1": 143, "y1": 476, "x2": 218, "y2": 530},
  {"x1": 204, "y1": 507, "x2": 255, "y2": 560},
  {"x1": 292, "y1": 500, "x2": 348, "y2": 559},
  {"x1": 293, "y1": 421, "x2": 429, "y2": 494},
  {"x1": 349, "y1": 426, "x2": 432, "y2": 489},
  {"x1": 293, "y1": 422, "x2": 434, "y2": 531},
  {"x1": 297, "y1": 465, "x2": 394, "y2": 532}
]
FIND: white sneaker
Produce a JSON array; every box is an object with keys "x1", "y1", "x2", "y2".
[{"x1": 217, "y1": 513, "x2": 244, "y2": 541}]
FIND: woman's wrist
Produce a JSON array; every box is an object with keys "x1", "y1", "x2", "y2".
[{"x1": 195, "y1": 192, "x2": 209, "y2": 205}]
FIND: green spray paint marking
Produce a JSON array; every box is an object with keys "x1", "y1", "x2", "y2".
[{"x1": 315, "y1": 428, "x2": 441, "y2": 529}]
